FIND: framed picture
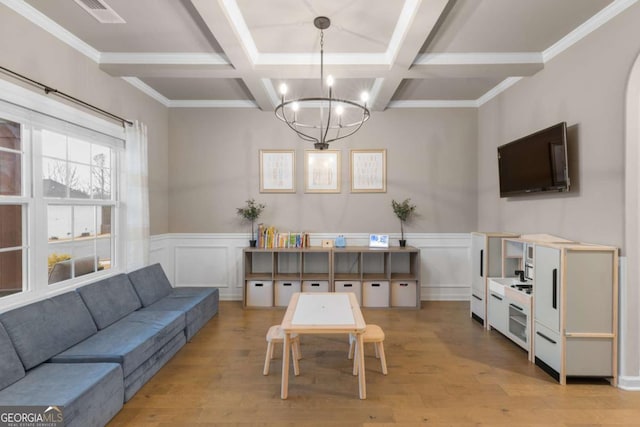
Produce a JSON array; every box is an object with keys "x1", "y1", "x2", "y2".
[
  {"x1": 260, "y1": 150, "x2": 295, "y2": 193},
  {"x1": 304, "y1": 150, "x2": 341, "y2": 193},
  {"x1": 350, "y1": 149, "x2": 386, "y2": 192}
]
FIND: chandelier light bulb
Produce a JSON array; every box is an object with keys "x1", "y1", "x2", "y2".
[
  {"x1": 326, "y1": 75, "x2": 334, "y2": 87},
  {"x1": 292, "y1": 102, "x2": 300, "y2": 112},
  {"x1": 335, "y1": 105, "x2": 344, "y2": 115},
  {"x1": 279, "y1": 83, "x2": 288, "y2": 96},
  {"x1": 360, "y1": 92, "x2": 370, "y2": 103}
]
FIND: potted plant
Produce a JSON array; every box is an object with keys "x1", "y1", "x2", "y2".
[
  {"x1": 237, "y1": 198, "x2": 265, "y2": 247},
  {"x1": 391, "y1": 198, "x2": 416, "y2": 247}
]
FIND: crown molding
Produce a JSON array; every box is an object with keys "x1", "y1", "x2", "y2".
[
  {"x1": 543, "y1": 0, "x2": 638, "y2": 62},
  {"x1": 6, "y1": 0, "x2": 637, "y2": 110},
  {"x1": 100, "y1": 52, "x2": 229, "y2": 65},
  {"x1": 474, "y1": 0, "x2": 637, "y2": 107},
  {"x1": 255, "y1": 52, "x2": 389, "y2": 66},
  {"x1": 388, "y1": 99, "x2": 478, "y2": 109},
  {"x1": 221, "y1": 0, "x2": 419, "y2": 67},
  {"x1": 414, "y1": 52, "x2": 543, "y2": 65},
  {"x1": 476, "y1": 77, "x2": 522, "y2": 106},
  {"x1": 168, "y1": 99, "x2": 257, "y2": 108},
  {"x1": 121, "y1": 77, "x2": 170, "y2": 106},
  {"x1": 1, "y1": 0, "x2": 101, "y2": 62}
]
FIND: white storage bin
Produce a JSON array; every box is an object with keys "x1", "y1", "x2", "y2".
[
  {"x1": 246, "y1": 280, "x2": 273, "y2": 307},
  {"x1": 274, "y1": 280, "x2": 301, "y2": 306},
  {"x1": 391, "y1": 280, "x2": 417, "y2": 307},
  {"x1": 302, "y1": 280, "x2": 330, "y2": 293},
  {"x1": 362, "y1": 281, "x2": 390, "y2": 307},
  {"x1": 334, "y1": 281, "x2": 362, "y2": 305}
]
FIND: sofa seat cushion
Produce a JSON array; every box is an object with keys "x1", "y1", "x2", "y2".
[
  {"x1": 128, "y1": 263, "x2": 173, "y2": 306},
  {"x1": 77, "y1": 273, "x2": 142, "y2": 329},
  {"x1": 0, "y1": 322, "x2": 25, "y2": 390},
  {"x1": 0, "y1": 363, "x2": 123, "y2": 427},
  {"x1": 0, "y1": 292, "x2": 97, "y2": 370},
  {"x1": 142, "y1": 287, "x2": 219, "y2": 340},
  {"x1": 123, "y1": 332, "x2": 186, "y2": 401},
  {"x1": 51, "y1": 310, "x2": 185, "y2": 377}
]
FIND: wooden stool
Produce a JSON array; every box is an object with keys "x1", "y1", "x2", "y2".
[
  {"x1": 348, "y1": 324, "x2": 387, "y2": 375},
  {"x1": 263, "y1": 325, "x2": 302, "y2": 376}
]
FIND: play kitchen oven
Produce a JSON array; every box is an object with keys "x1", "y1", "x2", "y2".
[
  {"x1": 487, "y1": 277, "x2": 533, "y2": 356},
  {"x1": 506, "y1": 284, "x2": 532, "y2": 351}
]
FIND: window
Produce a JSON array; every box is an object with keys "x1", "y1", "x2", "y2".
[
  {"x1": 0, "y1": 104, "x2": 123, "y2": 302},
  {"x1": 42, "y1": 131, "x2": 116, "y2": 284},
  {"x1": 0, "y1": 119, "x2": 25, "y2": 298}
]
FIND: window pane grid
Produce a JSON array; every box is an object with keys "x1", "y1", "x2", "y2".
[
  {"x1": 0, "y1": 201, "x2": 24, "y2": 297},
  {"x1": 42, "y1": 151, "x2": 115, "y2": 201},
  {"x1": 0, "y1": 123, "x2": 22, "y2": 196},
  {"x1": 2, "y1": 108, "x2": 122, "y2": 300},
  {"x1": 47, "y1": 204, "x2": 112, "y2": 285}
]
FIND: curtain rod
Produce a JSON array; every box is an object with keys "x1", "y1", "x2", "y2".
[{"x1": 0, "y1": 65, "x2": 133, "y2": 127}]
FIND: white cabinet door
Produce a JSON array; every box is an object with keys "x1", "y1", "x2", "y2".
[
  {"x1": 534, "y1": 245, "x2": 561, "y2": 332},
  {"x1": 470, "y1": 234, "x2": 486, "y2": 321},
  {"x1": 488, "y1": 291, "x2": 507, "y2": 334},
  {"x1": 534, "y1": 321, "x2": 562, "y2": 378}
]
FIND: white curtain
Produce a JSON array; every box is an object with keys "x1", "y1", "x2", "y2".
[{"x1": 124, "y1": 121, "x2": 150, "y2": 271}]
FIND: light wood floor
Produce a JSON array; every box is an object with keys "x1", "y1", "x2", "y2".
[{"x1": 108, "y1": 301, "x2": 640, "y2": 426}]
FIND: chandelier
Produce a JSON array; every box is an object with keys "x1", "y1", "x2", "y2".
[{"x1": 275, "y1": 16, "x2": 371, "y2": 150}]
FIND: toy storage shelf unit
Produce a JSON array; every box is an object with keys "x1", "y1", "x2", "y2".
[{"x1": 243, "y1": 246, "x2": 421, "y2": 309}]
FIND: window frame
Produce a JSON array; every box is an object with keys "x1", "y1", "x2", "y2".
[
  {"x1": 37, "y1": 130, "x2": 120, "y2": 286},
  {"x1": 0, "y1": 83, "x2": 126, "y2": 310}
]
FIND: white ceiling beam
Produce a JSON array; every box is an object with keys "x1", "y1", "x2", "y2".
[
  {"x1": 370, "y1": 0, "x2": 452, "y2": 111},
  {"x1": 189, "y1": 0, "x2": 273, "y2": 110}
]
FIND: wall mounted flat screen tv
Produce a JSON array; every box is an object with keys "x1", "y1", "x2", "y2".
[{"x1": 497, "y1": 122, "x2": 569, "y2": 198}]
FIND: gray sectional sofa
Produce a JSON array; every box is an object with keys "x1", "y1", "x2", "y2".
[{"x1": 0, "y1": 263, "x2": 219, "y2": 427}]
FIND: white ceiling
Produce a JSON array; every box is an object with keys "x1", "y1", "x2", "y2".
[{"x1": 7, "y1": 0, "x2": 635, "y2": 111}]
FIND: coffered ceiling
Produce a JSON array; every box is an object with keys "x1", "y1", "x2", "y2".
[{"x1": 7, "y1": 0, "x2": 635, "y2": 111}]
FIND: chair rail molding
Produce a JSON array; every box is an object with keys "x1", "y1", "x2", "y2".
[{"x1": 150, "y1": 232, "x2": 471, "y2": 301}]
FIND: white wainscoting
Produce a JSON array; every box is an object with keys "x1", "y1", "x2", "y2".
[{"x1": 150, "y1": 233, "x2": 471, "y2": 301}]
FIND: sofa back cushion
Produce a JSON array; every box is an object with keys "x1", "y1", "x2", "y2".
[
  {"x1": 128, "y1": 263, "x2": 173, "y2": 307},
  {"x1": 77, "y1": 274, "x2": 142, "y2": 329},
  {"x1": 0, "y1": 322, "x2": 25, "y2": 390},
  {"x1": 0, "y1": 292, "x2": 97, "y2": 370}
]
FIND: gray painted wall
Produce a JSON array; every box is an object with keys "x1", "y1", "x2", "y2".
[
  {"x1": 477, "y1": 2, "x2": 640, "y2": 380},
  {"x1": 0, "y1": 4, "x2": 170, "y2": 235},
  {"x1": 477, "y1": 3, "x2": 640, "y2": 250},
  {"x1": 168, "y1": 108, "x2": 478, "y2": 234}
]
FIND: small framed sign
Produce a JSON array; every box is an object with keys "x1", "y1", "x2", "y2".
[
  {"x1": 369, "y1": 234, "x2": 389, "y2": 248},
  {"x1": 260, "y1": 149, "x2": 295, "y2": 193},
  {"x1": 305, "y1": 150, "x2": 341, "y2": 193},
  {"x1": 351, "y1": 149, "x2": 386, "y2": 193}
]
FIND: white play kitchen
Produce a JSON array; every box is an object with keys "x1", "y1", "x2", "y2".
[{"x1": 471, "y1": 233, "x2": 619, "y2": 386}]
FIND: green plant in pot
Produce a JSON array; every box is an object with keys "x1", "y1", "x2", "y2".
[
  {"x1": 236, "y1": 198, "x2": 265, "y2": 247},
  {"x1": 391, "y1": 198, "x2": 416, "y2": 247}
]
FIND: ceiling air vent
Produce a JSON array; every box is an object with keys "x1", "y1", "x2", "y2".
[{"x1": 73, "y1": 0, "x2": 126, "y2": 24}]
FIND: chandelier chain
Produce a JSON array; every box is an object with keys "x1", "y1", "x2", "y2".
[{"x1": 320, "y1": 29, "x2": 324, "y2": 91}]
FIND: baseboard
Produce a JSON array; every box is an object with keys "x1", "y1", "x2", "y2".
[
  {"x1": 150, "y1": 232, "x2": 472, "y2": 301},
  {"x1": 617, "y1": 376, "x2": 640, "y2": 390}
]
